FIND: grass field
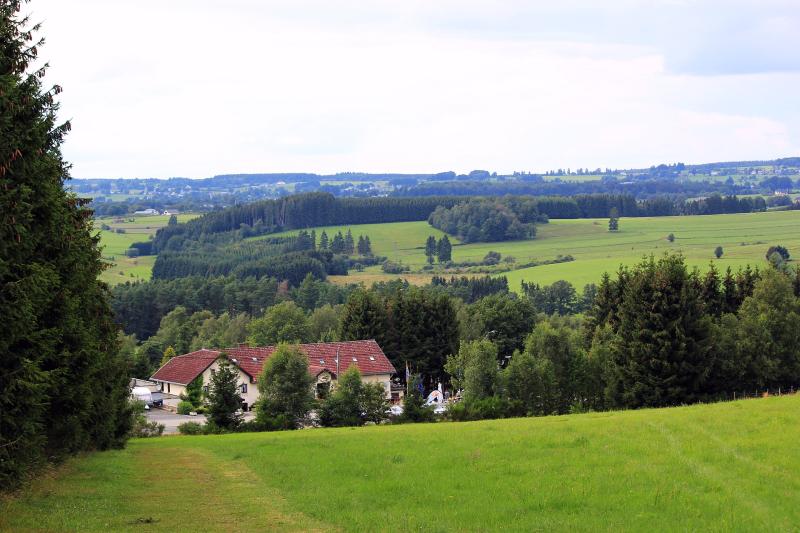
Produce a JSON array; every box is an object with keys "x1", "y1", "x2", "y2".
[
  {"x1": 265, "y1": 211, "x2": 800, "y2": 290},
  {"x1": 3, "y1": 395, "x2": 800, "y2": 531},
  {"x1": 95, "y1": 214, "x2": 197, "y2": 285}
]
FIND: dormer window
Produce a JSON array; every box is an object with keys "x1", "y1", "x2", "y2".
[
  {"x1": 352, "y1": 357, "x2": 357, "y2": 362},
  {"x1": 319, "y1": 359, "x2": 325, "y2": 365},
  {"x1": 369, "y1": 356, "x2": 375, "y2": 361}
]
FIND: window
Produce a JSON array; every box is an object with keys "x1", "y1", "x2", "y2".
[
  {"x1": 241, "y1": 383, "x2": 247, "y2": 394},
  {"x1": 203, "y1": 386, "x2": 209, "y2": 394},
  {"x1": 167, "y1": 383, "x2": 170, "y2": 393}
]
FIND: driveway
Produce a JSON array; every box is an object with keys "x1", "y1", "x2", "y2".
[{"x1": 145, "y1": 409, "x2": 255, "y2": 434}]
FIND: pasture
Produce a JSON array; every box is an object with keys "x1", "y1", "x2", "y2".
[
  {"x1": 3, "y1": 394, "x2": 799, "y2": 532},
  {"x1": 95, "y1": 214, "x2": 197, "y2": 285},
  {"x1": 266, "y1": 211, "x2": 800, "y2": 290}
]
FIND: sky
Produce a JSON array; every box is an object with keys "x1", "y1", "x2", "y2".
[{"x1": 31, "y1": 0, "x2": 800, "y2": 178}]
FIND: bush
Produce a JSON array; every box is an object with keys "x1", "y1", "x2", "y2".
[
  {"x1": 177, "y1": 401, "x2": 194, "y2": 415},
  {"x1": 129, "y1": 402, "x2": 165, "y2": 438},
  {"x1": 766, "y1": 245, "x2": 790, "y2": 261},
  {"x1": 125, "y1": 248, "x2": 140, "y2": 258},
  {"x1": 447, "y1": 396, "x2": 514, "y2": 422},
  {"x1": 177, "y1": 422, "x2": 204, "y2": 435},
  {"x1": 382, "y1": 260, "x2": 410, "y2": 274}
]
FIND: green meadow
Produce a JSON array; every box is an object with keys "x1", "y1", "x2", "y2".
[
  {"x1": 266, "y1": 211, "x2": 800, "y2": 290},
  {"x1": 3, "y1": 394, "x2": 799, "y2": 532},
  {"x1": 95, "y1": 214, "x2": 197, "y2": 285}
]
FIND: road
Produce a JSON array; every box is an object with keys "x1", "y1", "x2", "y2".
[{"x1": 145, "y1": 409, "x2": 256, "y2": 434}]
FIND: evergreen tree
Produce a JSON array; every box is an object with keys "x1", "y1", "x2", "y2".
[
  {"x1": 611, "y1": 255, "x2": 713, "y2": 408},
  {"x1": 714, "y1": 246, "x2": 723, "y2": 259},
  {"x1": 363, "y1": 235, "x2": 372, "y2": 255},
  {"x1": 206, "y1": 358, "x2": 243, "y2": 430},
  {"x1": 1, "y1": 3, "x2": 131, "y2": 488},
  {"x1": 319, "y1": 230, "x2": 329, "y2": 250},
  {"x1": 183, "y1": 375, "x2": 204, "y2": 408},
  {"x1": 437, "y1": 235, "x2": 452, "y2": 263},
  {"x1": 339, "y1": 289, "x2": 389, "y2": 346},
  {"x1": 608, "y1": 207, "x2": 619, "y2": 231},
  {"x1": 295, "y1": 272, "x2": 320, "y2": 312},
  {"x1": 344, "y1": 228, "x2": 355, "y2": 255},
  {"x1": 256, "y1": 344, "x2": 315, "y2": 430},
  {"x1": 331, "y1": 231, "x2": 345, "y2": 253},
  {"x1": 168, "y1": 214, "x2": 178, "y2": 226},
  {"x1": 310, "y1": 229, "x2": 316, "y2": 250},
  {"x1": 425, "y1": 235, "x2": 437, "y2": 263},
  {"x1": 356, "y1": 235, "x2": 367, "y2": 255}
]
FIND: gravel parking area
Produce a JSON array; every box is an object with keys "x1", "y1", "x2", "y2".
[{"x1": 145, "y1": 409, "x2": 254, "y2": 434}]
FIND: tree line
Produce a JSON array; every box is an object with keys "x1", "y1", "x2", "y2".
[
  {"x1": 146, "y1": 192, "x2": 769, "y2": 258},
  {"x1": 427, "y1": 198, "x2": 539, "y2": 243}
]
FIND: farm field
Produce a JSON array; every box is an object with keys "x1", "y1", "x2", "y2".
[
  {"x1": 95, "y1": 214, "x2": 198, "y2": 285},
  {"x1": 266, "y1": 211, "x2": 800, "y2": 290},
  {"x1": 3, "y1": 394, "x2": 799, "y2": 532}
]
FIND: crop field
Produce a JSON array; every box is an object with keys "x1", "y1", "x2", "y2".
[
  {"x1": 95, "y1": 214, "x2": 197, "y2": 285},
  {"x1": 3, "y1": 394, "x2": 799, "y2": 532},
  {"x1": 267, "y1": 211, "x2": 800, "y2": 290}
]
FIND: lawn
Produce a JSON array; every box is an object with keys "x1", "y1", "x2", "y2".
[
  {"x1": 95, "y1": 214, "x2": 198, "y2": 285},
  {"x1": 263, "y1": 211, "x2": 800, "y2": 290},
  {"x1": 3, "y1": 394, "x2": 800, "y2": 531}
]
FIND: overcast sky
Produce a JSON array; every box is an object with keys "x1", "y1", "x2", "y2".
[{"x1": 32, "y1": 0, "x2": 800, "y2": 178}]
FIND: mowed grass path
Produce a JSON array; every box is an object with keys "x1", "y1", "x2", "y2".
[
  {"x1": 4, "y1": 395, "x2": 800, "y2": 532},
  {"x1": 263, "y1": 211, "x2": 800, "y2": 290}
]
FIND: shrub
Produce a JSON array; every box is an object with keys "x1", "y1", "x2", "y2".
[
  {"x1": 446, "y1": 397, "x2": 513, "y2": 422},
  {"x1": 382, "y1": 260, "x2": 409, "y2": 274},
  {"x1": 125, "y1": 248, "x2": 140, "y2": 258},
  {"x1": 766, "y1": 245, "x2": 790, "y2": 261},
  {"x1": 128, "y1": 400, "x2": 164, "y2": 438},
  {"x1": 177, "y1": 422, "x2": 204, "y2": 435},
  {"x1": 667, "y1": 233, "x2": 675, "y2": 242},
  {"x1": 177, "y1": 401, "x2": 194, "y2": 415}
]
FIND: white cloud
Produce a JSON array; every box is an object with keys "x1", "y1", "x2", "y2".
[{"x1": 29, "y1": 0, "x2": 800, "y2": 177}]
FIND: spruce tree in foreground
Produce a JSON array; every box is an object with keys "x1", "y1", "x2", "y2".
[
  {"x1": 1, "y1": 1, "x2": 131, "y2": 489},
  {"x1": 206, "y1": 358, "x2": 243, "y2": 430}
]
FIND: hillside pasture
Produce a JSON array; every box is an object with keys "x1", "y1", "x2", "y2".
[
  {"x1": 263, "y1": 211, "x2": 800, "y2": 290},
  {"x1": 95, "y1": 214, "x2": 197, "y2": 285},
  {"x1": 3, "y1": 395, "x2": 799, "y2": 531}
]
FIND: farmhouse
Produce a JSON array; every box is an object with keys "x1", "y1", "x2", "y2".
[{"x1": 150, "y1": 340, "x2": 396, "y2": 411}]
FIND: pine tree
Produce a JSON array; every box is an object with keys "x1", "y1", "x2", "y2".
[
  {"x1": 357, "y1": 235, "x2": 366, "y2": 255},
  {"x1": 608, "y1": 207, "x2": 619, "y2": 231},
  {"x1": 319, "y1": 230, "x2": 329, "y2": 250},
  {"x1": 363, "y1": 235, "x2": 372, "y2": 255},
  {"x1": 339, "y1": 290, "x2": 389, "y2": 346},
  {"x1": 1, "y1": 2, "x2": 131, "y2": 488},
  {"x1": 344, "y1": 228, "x2": 355, "y2": 255},
  {"x1": 310, "y1": 229, "x2": 316, "y2": 250},
  {"x1": 168, "y1": 214, "x2": 178, "y2": 226},
  {"x1": 437, "y1": 236, "x2": 452, "y2": 263},
  {"x1": 206, "y1": 358, "x2": 243, "y2": 430},
  {"x1": 331, "y1": 231, "x2": 345, "y2": 253},
  {"x1": 425, "y1": 235, "x2": 437, "y2": 263}
]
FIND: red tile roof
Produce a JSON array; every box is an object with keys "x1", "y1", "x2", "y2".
[
  {"x1": 150, "y1": 340, "x2": 395, "y2": 385},
  {"x1": 150, "y1": 348, "x2": 221, "y2": 385}
]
